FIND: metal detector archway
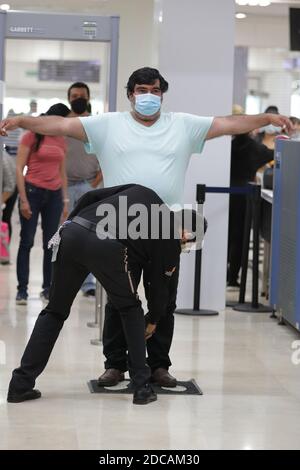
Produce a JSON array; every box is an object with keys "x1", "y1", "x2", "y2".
[{"x1": 0, "y1": 9, "x2": 119, "y2": 206}]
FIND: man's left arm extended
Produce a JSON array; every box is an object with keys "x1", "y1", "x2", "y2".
[{"x1": 206, "y1": 113, "x2": 293, "y2": 140}]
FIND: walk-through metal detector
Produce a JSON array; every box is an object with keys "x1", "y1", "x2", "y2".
[
  {"x1": 0, "y1": 10, "x2": 119, "y2": 336},
  {"x1": 0, "y1": 9, "x2": 119, "y2": 207}
]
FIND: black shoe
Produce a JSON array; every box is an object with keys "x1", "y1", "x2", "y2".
[
  {"x1": 83, "y1": 289, "x2": 96, "y2": 297},
  {"x1": 7, "y1": 389, "x2": 41, "y2": 403},
  {"x1": 151, "y1": 368, "x2": 177, "y2": 388},
  {"x1": 16, "y1": 292, "x2": 28, "y2": 305},
  {"x1": 227, "y1": 281, "x2": 240, "y2": 291},
  {"x1": 40, "y1": 289, "x2": 50, "y2": 302},
  {"x1": 133, "y1": 384, "x2": 157, "y2": 405},
  {"x1": 97, "y1": 368, "x2": 125, "y2": 387}
]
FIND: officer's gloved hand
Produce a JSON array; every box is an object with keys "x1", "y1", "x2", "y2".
[
  {"x1": 145, "y1": 323, "x2": 156, "y2": 340},
  {"x1": 144, "y1": 313, "x2": 157, "y2": 340}
]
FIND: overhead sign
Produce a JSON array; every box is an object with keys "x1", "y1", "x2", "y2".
[{"x1": 38, "y1": 60, "x2": 101, "y2": 83}]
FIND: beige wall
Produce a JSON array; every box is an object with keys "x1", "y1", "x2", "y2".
[
  {"x1": 235, "y1": 14, "x2": 289, "y2": 49},
  {"x1": 235, "y1": 13, "x2": 294, "y2": 115},
  {"x1": 93, "y1": 0, "x2": 156, "y2": 110},
  {"x1": 158, "y1": 0, "x2": 235, "y2": 311},
  {"x1": 3, "y1": 0, "x2": 156, "y2": 111}
]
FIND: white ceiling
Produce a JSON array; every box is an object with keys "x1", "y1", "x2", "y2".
[
  {"x1": 235, "y1": 0, "x2": 300, "y2": 16},
  {"x1": 1, "y1": 0, "x2": 118, "y2": 14},
  {"x1": 2, "y1": 0, "x2": 300, "y2": 17}
]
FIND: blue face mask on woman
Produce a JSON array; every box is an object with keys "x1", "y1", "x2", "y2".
[
  {"x1": 134, "y1": 93, "x2": 161, "y2": 116},
  {"x1": 260, "y1": 124, "x2": 282, "y2": 135}
]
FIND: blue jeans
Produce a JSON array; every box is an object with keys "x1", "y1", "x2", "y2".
[
  {"x1": 17, "y1": 183, "x2": 63, "y2": 296},
  {"x1": 67, "y1": 181, "x2": 96, "y2": 293}
]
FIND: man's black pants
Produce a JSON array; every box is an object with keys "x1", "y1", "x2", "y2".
[
  {"x1": 103, "y1": 260, "x2": 180, "y2": 373},
  {"x1": 9, "y1": 222, "x2": 150, "y2": 394}
]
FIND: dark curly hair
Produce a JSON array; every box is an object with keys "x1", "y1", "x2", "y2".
[
  {"x1": 34, "y1": 103, "x2": 70, "y2": 152},
  {"x1": 126, "y1": 67, "x2": 169, "y2": 98}
]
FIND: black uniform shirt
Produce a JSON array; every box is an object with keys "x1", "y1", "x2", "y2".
[
  {"x1": 231, "y1": 133, "x2": 274, "y2": 186},
  {"x1": 68, "y1": 184, "x2": 181, "y2": 323}
]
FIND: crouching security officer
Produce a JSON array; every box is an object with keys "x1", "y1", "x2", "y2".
[{"x1": 7, "y1": 184, "x2": 197, "y2": 405}]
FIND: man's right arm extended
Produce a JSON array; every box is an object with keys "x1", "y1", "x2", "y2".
[{"x1": 0, "y1": 115, "x2": 87, "y2": 142}]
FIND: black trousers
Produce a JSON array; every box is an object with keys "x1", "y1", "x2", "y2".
[
  {"x1": 9, "y1": 222, "x2": 150, "y2": 393},
  {"x1": 103, "y1": 260, "x2": 180, "y2": 373},
  {"x1": 227, "y1": 194, "x2": 247, "y2": 284}
]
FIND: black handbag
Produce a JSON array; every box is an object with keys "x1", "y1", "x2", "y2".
[{"x1": 263, "y1": 167, "x2": 274, "y2": 190}]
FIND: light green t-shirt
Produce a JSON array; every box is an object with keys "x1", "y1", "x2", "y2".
[{"x1": 79, "y1": 112, "x2": 213, "y2": 206}]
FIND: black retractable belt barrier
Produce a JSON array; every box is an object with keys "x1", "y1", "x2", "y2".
[
  {"x1": 233, "y1": 183, "x2": 272, "y2": 313},
  {"x1": 176, "y1": 182, "x2": 272, "y2": 317},
  {"x1": 175, "y1": 184, "x2": 218, "y2": 316},
  {"x1": 202, "y1": 185, "x2": 252, "y2": 309},
  {"x1": 236, "y1": 184, "x2": 252, "y2": 305}
]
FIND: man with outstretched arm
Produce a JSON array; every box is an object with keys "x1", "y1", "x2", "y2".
[{"x1": 0, "y1": 67, "x2": 293, "y2": 389}]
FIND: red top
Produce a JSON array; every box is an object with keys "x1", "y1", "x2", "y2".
[{"x1": 21, "y1": 131, "x2": 66, "y2": 191}]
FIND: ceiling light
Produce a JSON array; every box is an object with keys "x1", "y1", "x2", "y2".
[
  {"x1": 235, "y1": 0, "x2": 271, "y2": 5},
  {"x1": 236, "y1": 13, "x2": 247, "y2": 19},
  {"x1": 0, "y1": 3, "x2": 10, "y2": 10}
]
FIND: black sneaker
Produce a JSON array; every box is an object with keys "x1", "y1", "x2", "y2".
[
  {"x1": 16, "y1": 292, "x2": 28, "y2": 305},
  {"x1": 133, "y1": 383, "x2": 157, "y2": 405},
  {"x1": 227, "y1": 281, "x2": 240, "y2": 291},
  {"x1": 83, "y1": 289, "x2": 96, "y2": 297},
  {"x1": 40, "y1": 289, "x2": 50, "y2": 302},
  {"x1": 7, "y1": 389, "x2": 41, "y2": 403}
]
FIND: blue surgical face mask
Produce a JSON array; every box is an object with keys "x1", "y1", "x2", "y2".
[
  {"x1": 260, "y1": 124, "x2": 282, "y2": 135},
  {"x1": 134, "y1": 93, "x2": 161, "y2": 116}
]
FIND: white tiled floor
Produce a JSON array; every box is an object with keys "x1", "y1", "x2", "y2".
[{"x1": 0, "y1": 219, "x2": 300, "y2": 450}]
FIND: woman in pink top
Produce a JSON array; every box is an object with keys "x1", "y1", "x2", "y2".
[{"x1": 16, "y1": 103, "x2": 70, "y2": 305}]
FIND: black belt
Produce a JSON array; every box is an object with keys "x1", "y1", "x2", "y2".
[
  {"x1": 68, "y1": 180, "x2": 91, "y2": 187},
  {"x1": 72, "y1": 216, "x2": 97, "y2": 232},
  {"x1": 72, "y1": 216, "x2": 119, "y2": 241}
]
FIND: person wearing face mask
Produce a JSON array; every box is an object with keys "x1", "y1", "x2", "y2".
[
  {"x1": 0, "y1": 67, "x2": 293, "y2": 388},
  {"x1": 256, "y1": 106, "x2": 281, "y2": 151},
  {"x1": 288, "y1": 116, "x2": 300, "y2": 139},
  {"x1": 14, "y1": 103, "x2": 70, "y2": 305},
  {"x1": 227, "y1": 106, "x2": 275, "y2": 289},
  {"x1": 66, "y1": 82, "x2": 103, "y2": 297},
  {"x1": 252, "y1": 106, "x2": 282, "y2": 188}
]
